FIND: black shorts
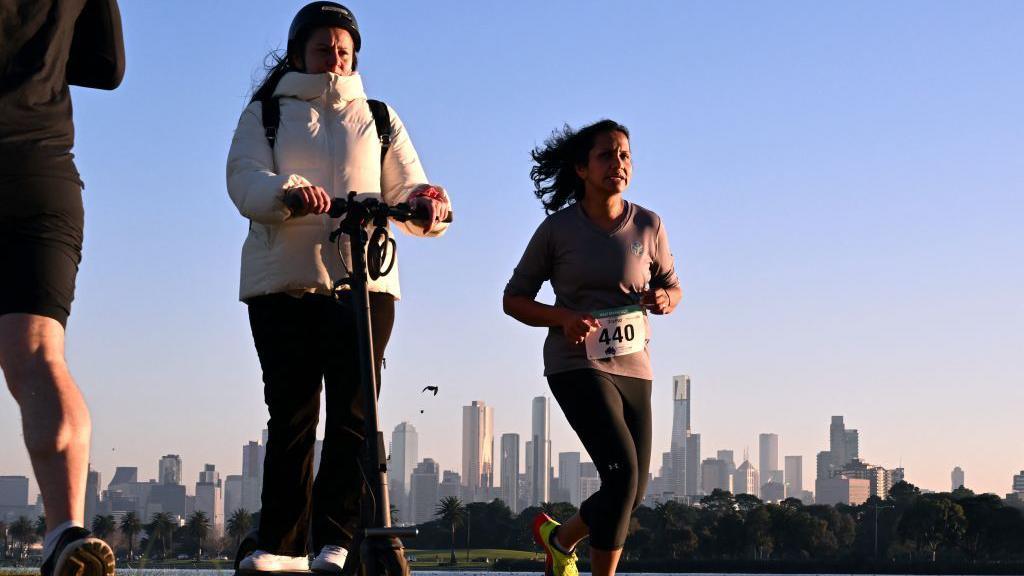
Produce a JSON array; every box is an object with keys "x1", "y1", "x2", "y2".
[{"x1": 0, "y1": 176, "x2": 84, "y2": 327}]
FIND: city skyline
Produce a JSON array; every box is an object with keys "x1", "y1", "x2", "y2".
[
  {"x1": 0, "y1": 1, "x2": 1022, "y2": 503},
  {"x1": 4, "y1": 393, "x2": 1020, "y2": 511}
]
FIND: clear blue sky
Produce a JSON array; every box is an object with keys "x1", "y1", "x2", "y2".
[{"x1": 1, "y1": 1, "x2": 1022, "y2": 498}]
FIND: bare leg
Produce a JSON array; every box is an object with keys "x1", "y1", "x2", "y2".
[
  {"x1": 554, "y1": 514, "x2": 623, "y2": 576},
  {"x1": 0, "y1": 314, "x2": 90, "y2": 531},
  {"x1": 589, "y1": 547, "x2": 622, "y2": 576},
  {"x1": 554, "y1": 513, "x2": 588, "y2": 550}
]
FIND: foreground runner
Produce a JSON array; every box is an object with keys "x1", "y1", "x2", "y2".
[
  {"x1": 503, "y1": 120, "x2": 681, "y2": 576},
  {"x1": 226, "y1": 2, "x2": 450, "y2": 572},
  {"x1": 0, "y1": 1, "x2": 124, "y2": 576}
]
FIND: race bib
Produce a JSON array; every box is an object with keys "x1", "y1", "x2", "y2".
[{"x1": 585, "y1": 305, "x2": 647, "y2": 360}]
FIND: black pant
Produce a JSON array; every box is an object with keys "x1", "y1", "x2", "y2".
[
  {"x1": 0, "y1": 176, "x2": 84, "y2": 327},
  {"x1": 547, "y1": 369, "x2": 652, "y2": 550},
  {"x1": 247, "y1": 291, "x2": 395, "y2": 556}
]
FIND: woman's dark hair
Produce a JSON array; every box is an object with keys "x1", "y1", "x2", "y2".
[
  {"x1": 249, "y1": 30, "x2": 359, "y2": 104},
  {"x1": 530, "y1": 119, "x2": 630, "y2": 213}
]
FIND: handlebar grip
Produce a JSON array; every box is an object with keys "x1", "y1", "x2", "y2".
[{"x1": 408, "y1": 207, "x2": 454, "y2": 224}]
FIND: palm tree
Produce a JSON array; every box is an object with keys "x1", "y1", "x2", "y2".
[
  {"x1": 225, "y1": 509, "x2": 252, "y2": 549},
  {"x1": 91, "y1": 514, "x2": 116, "y2": 541},
  {"x1": 8, "y1": 516, "x2": 36, "y2": 558},
  {"x1": 434, "y1": 496, "x2": 465, "y2": 565},
  {"x1": 119, "y1": 512, "x2": 141, "y2": 560},
  {"x1": 146, "y1": 512, "x2": 175, "y2": 559},
  {"x1": 186, "y1": 511, "x2": 211, "y2": 560},
  {"x1": 34, "y1": 516, "x2": 47, "y2": 539},
  {"x1": 0, "y1": 520, "x2": 8, "y2": 559}
]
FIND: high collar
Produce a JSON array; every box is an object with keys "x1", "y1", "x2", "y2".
[{"x1": 274, "y1": 71, "x2": 367, "y2": 103}]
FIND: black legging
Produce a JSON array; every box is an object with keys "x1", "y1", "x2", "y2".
[
  {"x1": 547, "y1": 369, "x2": 652, "y2": 550},
  {"x1": 247, "y1": 291, "x2": 394, "y2": 555}
]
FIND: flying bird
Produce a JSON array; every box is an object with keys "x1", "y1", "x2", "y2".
[{"x1": 422, "y1": 385, "x2": 439, "y2": 396}]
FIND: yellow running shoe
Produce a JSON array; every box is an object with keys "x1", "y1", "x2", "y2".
[{"x1": 532, "y1": 512, "x2": 579, "y2": 576}]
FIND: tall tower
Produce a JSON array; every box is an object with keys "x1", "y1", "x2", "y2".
[
  {"x1": 951, "y1": 466, "x2": 965, "y2": 491},
  {"x1": 829, "y1": 416, "x2": 847, "y2": 467},
  {"x1": 844, "y1": 429, "x2": 859, "y2": 462},
  {"x1": 500, "y1": 433, "x2": 520, "y2": 512},
  {"x1": 241, "y1": 441, "x2": 262, "y2": 512},
  {"x1": 409, "y1": 458, "x2": 440, "y2": 525},
  {"x1": 671, "y1": 375, "x2": 691, "y2": 497},
  {"x1": 784, "y1": 455, "x2": 803, "y2": 497},
  {"x1": 195, "y1": 464, "x2": 223, "y2": 536},
  {"x1": 734, "y1": 457, "x2": 760, "y2": 497},
  {"x1": 159, "y1": 454, "x2": 182, "y2": 485},
  {"x1": 390, "y1": 422, "x2": 419, "y2": 515},
  {"x1": 531, "y1": 397, "x2": 551, "y2": 505},
  {"x1": 685, "y1": 433, "x2": 701, "y2": 497},
  {"x1": 759, "y1": 434, "x2": 779, "y2": 478},
  {"x1": 462, "y1": 401, "x2": 494, "y2": 501},
  {"x1": 559, "y1": 452, "x2": 581, "y2": 506}
]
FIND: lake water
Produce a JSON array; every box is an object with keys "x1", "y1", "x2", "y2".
[{"x1": 0, "y1": 570, "x2": 986, "y2": 576}]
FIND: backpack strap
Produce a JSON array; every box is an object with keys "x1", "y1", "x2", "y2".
[
  {"x1": 367, "y1": 99, "x2": 391, "y2": 168},
  {"x1": 261, "y1": 97, "x2": 281, "y2": 149},
  {"x1": 261, "y1": 96, "x2": 390, "y2": 164}
]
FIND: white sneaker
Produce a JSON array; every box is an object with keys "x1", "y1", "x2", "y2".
[
  {"x1": 311, "y1": 545, "x2": 348, "y2": 573},
  {"x1": 238, "y1": 550, "x2": 310, "y2": 572}
]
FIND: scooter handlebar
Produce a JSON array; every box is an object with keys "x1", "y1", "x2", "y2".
[{"x1": 283, "y1": 193, "x2": 453, "y2": 224}]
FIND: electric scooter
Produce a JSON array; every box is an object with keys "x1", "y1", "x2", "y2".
[{"x1": 235, "y1": 191, "x2": 451, "y2": 576}]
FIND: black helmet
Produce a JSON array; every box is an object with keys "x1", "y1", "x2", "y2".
[{"x1": 288, "y1": 2, "x2": 361, "y2": 53}]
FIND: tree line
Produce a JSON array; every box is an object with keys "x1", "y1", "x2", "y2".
[
  {"x1": 4, "y1": 481, "x2": 1023, "y2": 565},
  {"x1": 416, "y1": 481, "x2": 1024, "y2": 565},
  {"x1": 1, "y1": 508, "x2": 256, "y2": 562}
]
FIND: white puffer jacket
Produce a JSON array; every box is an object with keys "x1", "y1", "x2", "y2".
[{"x1": 226, "y1": 71, "x2": 449, "y2": 301}]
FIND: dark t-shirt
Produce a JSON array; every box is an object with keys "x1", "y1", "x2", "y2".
[
  {"x1": 0, "y1": 0, "x2": 125, "y2": 184},
  {"x1": 504, "y1": 201, "x2": 681, "y2": 379}
]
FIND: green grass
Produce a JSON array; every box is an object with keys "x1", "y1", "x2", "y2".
[{"x1": 405, "y1": 548, "x2": 540, "y2": 568}]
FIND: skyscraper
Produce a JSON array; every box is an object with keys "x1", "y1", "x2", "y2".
[
  {"x1": 500, "y1": 433, "x2": 520, "y2": 512},
  {"x1": 734, "y1": 459, "x2": 759, "y2": 497},
  {"x1": 685, "y1": 433, "x2": 701, "y2": 497},
  {"x1": 85, "y1": 467, "x2": 100, "y2": 525},
  {"x1": 829, "y1": 416, "x2": 847, "y2": 467},
  {"x1": 784, "y1": 455, "x2": 803, "y2": 497},
  {"x1": 195, "y1": 464, "x2": 223, "y2": 536},
  {"x1": 531, "y1": 397, "x2": 551, "y2": 505},
  {"x1": 409, "y1": 458, "x2": 439, "y2": 525},
  {"x1": 0, "y1": 476, "x2": 29, "y2": 506},
  {"x1": 670, "y1": 375, "x2": 691, "y2": 497},
  {"x1": 759, "y1": 433, "x2": 779, "y2": 477},
  {"x1": 390, "y1": 422, "x2": 418, "y2": 515},
  {"x1": 241, "y1": 441, "x2": 262, "y2": 513},
  {"x1": 159, "y1": 454, "x2": 182, "y2": 485},
  {"x1": 951, "y1": 466, "x2": 965, "y2": 491},
  {"x1": 816, "y1": 450, "x2": 832, "y2": 481},
  {"x1": 845, "y1": 429, "x2": 859, "y2": 462},
  {"x1": 701, "y1": 458, "x2": 731, "y2": 494},
  {"x1": 462, "y1": 401, "x2": 494, "y2": 501},
  {"x1": 559, "y1": 452, "x2": 581, "y2": 506},
  {"x1": 224, "y1": 475, "x2": 243, "y2": 516},
  {"x1": 717, "y1": 450, "x2": 736, "y2": 477},
  {"x1": 1013, "y1": 471, "x2": 1024, "y2": 493}
]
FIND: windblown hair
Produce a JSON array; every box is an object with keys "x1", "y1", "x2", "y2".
[
  {"x1": 249, "y1": 32, "x2": 360, "y2": 105},
  {"x1": 530, "y1": 119, "x2": 630, "y2": 213}
]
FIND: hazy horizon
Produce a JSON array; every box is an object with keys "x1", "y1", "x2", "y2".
[{"x1": 1, "y1": 1, "x2": 1022, "y2": 503}]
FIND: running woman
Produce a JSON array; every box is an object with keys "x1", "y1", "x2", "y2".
[
  {"x1": 226, "y1": 2, "x2": 450, "y2": 572},
  {"x1": 503, "y1": 120, "x2": 681, "y2": 576},
  {"x1": 0, "y1": 2, "x2": 124, "y2": 576}
]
